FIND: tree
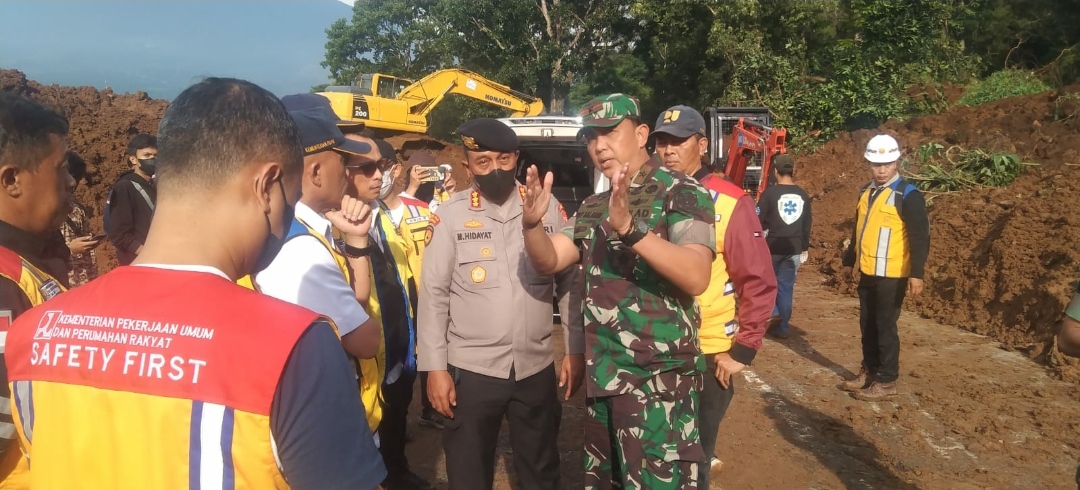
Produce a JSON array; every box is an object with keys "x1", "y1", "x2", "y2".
[{"x1": 322, "y1": 0, "x2": 452, "y2": 84}]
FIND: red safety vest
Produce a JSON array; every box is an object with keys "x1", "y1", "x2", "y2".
[{"x1": 6, "y1": 266, "x2": 318, "y2": 489}]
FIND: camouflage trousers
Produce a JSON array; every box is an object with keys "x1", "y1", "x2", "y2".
[{"x1": 583, "y1": 372, "x2": 705, "y2": 489}]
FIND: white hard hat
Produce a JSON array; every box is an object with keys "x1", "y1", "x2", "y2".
[{"x1": 864, "y1": 134, "x2": 901, "y2": 164}]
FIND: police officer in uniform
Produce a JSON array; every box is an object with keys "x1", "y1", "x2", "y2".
[{"x1": 417, "y1": 118, "x2": 584, "y2": 490}]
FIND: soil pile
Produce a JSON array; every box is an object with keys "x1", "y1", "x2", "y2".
[
  {"x1": 799, "y1": 83, "x2": 1080, "y2": 376},
  {"x1": 1, "y1": 69, "x2": 168, "y2": 272}
]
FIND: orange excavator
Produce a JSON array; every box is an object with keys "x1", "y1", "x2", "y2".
[{"x1": 703, "y1": 107, "x2": 788, "y2": 199}]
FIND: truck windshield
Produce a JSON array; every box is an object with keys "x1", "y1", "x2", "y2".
[{"x1": 516, "y1": 144, "x2": 593, "y2": 216}]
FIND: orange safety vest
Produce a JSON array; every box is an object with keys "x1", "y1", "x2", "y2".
[
  {"x1": 696, "y1": 174, "x2": 743, "y2": 355},
  {"x1": 0, "y1": 246, "x2": 66, "y2": 489},
  {"x1": 6, "y1": 266, "x2": 317, "y2": 489}
]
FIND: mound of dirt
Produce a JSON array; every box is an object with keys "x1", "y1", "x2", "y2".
[
  {"x1": 800, "y1": 83, "x2": 1080, "y2": 377},
  {"x1": 1, "y1": 69, "x2": 168, "y2": 272},
  {"x1": 1, "y1": 69, "x2": 470, "y2": 273}
]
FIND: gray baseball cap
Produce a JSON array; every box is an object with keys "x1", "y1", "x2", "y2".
[{"x1": 651, "y1": 105, "x2": 706, "y2": 138}]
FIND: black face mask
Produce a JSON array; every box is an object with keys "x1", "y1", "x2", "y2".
[
  {"x1": 473, "y1": 167, "x2": 518, "y2": 203},
  {"x1": 137, "y1": 157, "x2": 157, "y2": 176},
  {"x1": 252, "y1": 181, "x2": 295, "y2": 274}
]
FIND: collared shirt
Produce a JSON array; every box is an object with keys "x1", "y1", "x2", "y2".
[
  {"x1": 254, "y1": 202, "x2": 370, "y2": 337},
  {"x1": 417, "y1": 186, "x2": 584, "y2": 381},
  {"x1": 560, "y1": 157, "x2": 716, "y2": 397}
]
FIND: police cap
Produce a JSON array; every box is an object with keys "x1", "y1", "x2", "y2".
[{"x1": 456, "y1": 118, "x2": 519, "y2": 153}]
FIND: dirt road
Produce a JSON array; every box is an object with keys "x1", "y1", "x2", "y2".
[{"x1": 403, "y1": 268, "x2": 1080, "y2": 489}]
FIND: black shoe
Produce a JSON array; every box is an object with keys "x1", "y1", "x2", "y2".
[
  {"x1": 418, "y1": 409, "x2": 445, "y2": 430},
  {"x1": 383, "y1": 469, "x2": 432, "y2": 490}
]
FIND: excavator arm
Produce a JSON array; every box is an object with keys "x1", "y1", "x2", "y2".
[
  {"x1": 725, "y1": 118, "x2": 788, "y2": 198},
  {"x1": 397, "y1": 68, "x2": 544, "y2": 118}
]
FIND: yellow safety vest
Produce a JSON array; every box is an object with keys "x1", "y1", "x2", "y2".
[
  {"x1": 855, "y1": 181, "x2": 913, "y2": 278},
  {"x1": 7, "y1": 266, "x2": 316, "y2": 489},
  {"x1": 0, "y1": 247, "x2": 66, "y2": 489},
  {"x1": 238, "y1": 218, "x2": 385, "y2": 433},
  {"x1": 696, "y1": 174, "x2": 742, "y2": 355}
]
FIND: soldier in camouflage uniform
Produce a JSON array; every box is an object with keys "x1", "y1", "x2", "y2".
[
  {"x1": 60, "y1": 152, "x2": 101, "y2": 287},
  {"x1": 521, "y1": 94, "x2": 717, "y2": 489}
]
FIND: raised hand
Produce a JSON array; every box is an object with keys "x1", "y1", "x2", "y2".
[
  {"x1": 326, "y1": 194, "x2": 373, "y2": 243},
  {"x1": 607, "y1": 162, "x2": 631, "y2": 236},
  {"x1": 522, "y1": 164, "x2": 553, "y2": 230}
]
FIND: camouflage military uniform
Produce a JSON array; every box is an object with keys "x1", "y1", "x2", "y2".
[
  {"x1": 60, "y1": 201, "x2": 98, "y2": 287},
  {"x1": 560, "y1": 156, "x2": 716, "y2": 489}
]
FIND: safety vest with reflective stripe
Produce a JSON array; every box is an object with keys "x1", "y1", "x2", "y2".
[
  {"x1": 238, "y1": 217, "x2": 385, "y2": 433},
  {"x1": 0, "y1": 246, "x2": 66, "y2": 489},
  {"x1": 395, "y1": 196, "x2": 432, "y2": 285},
  {"x1": 6, "y1": 266, "x2": 316, "y2": 489},
  {"x1": 696, "y1": 174, "x2": 741, "y2": 355},
  {"x1": 855, "y1": 179, "x2": 915, "y2": 278}
]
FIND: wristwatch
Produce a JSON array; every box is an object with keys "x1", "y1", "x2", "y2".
[{"x1": 619, "y1": 219, "x2": 650, "y2": 247}]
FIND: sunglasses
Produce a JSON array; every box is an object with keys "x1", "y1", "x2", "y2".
[{"x1": 345, "y1": 162, "x2": 381, "y2": 177}]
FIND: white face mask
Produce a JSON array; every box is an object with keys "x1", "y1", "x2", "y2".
[{"x1": 378, "y1": 164, "x2": 397, "y2": 199}]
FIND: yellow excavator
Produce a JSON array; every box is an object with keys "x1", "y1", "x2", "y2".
[{"x1": 318, "y1": 68, "x2": 545, "y2": 135}]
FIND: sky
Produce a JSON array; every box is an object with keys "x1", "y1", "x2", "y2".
[{"x1": 0, "y1": 0, "x2": 353, "y2": 100}]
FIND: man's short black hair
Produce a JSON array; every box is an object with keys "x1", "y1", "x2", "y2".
[
  {"x1": 155, "y1": 77, "x2": 303, "y2": 193},
  {"x1": 0, "y1": 92, "x2": 69, "y2": 171},
  {"x1": 125, "y1": 133, "x2": 157, "y2": 156},
  {"x1": 67, "y1": 151, "x2": 87, "y2": 182}
]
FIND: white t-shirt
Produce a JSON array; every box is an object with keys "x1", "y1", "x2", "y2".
[{"x1": 254, "y1": 202, "x2": 370, "y2": 337}]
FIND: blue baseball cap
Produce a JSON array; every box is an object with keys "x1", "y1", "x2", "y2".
[
  {"x1": 281, "y1": 93, "x2": 364, "y2": 133},
  {"x1": 651, "y1": 105, "x2": 706, "y2": 138},
  {"x1": 289, "y1": 110, "x2": 370, "y2": 157}
]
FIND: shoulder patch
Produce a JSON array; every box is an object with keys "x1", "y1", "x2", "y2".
[
  {"x1": 429, "y1": 214, "x2": 441, "y2": 227},
  {"x1": 424, "y1": 225, "x2": 434, "y2": 246}
]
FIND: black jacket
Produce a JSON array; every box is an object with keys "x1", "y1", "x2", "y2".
[
  {"x1": 105, "y1": 171, "x2": 156, "y2": 265},
  {"x1": 757, "y1": 183, "x2": 812, "y2": 256}
]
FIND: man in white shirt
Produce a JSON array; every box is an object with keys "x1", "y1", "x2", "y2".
[{"x1": 251, "y1": 111, "x2": 382, "y2": 365}]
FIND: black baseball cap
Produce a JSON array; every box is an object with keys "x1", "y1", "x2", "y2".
[
  {"x1": 289, "y1": 110, "x2": 370, "y2": 157},
  {"x1": 374, "y1": 139, "x2": 397, "y2": 162},
  {"x1": 651, "y1": 105, "x2": 706, "y2": 138},
  {"x1": 773, "y1": 154, "x2": 795, "y2": 173},
  {"x1": 281, "y1": 93, "x2": 364, "y2": 133}
]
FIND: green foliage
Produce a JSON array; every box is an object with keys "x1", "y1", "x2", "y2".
[
  {"x1": 905, "y1": 144, "x2": 1025, "y2": 192},
  {"x1": 957, "y1": 69, "x2": 1052, "y2": 106},
  {"x1": 319, "y1": 0, "x2": 1077, "y2": 146}
]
